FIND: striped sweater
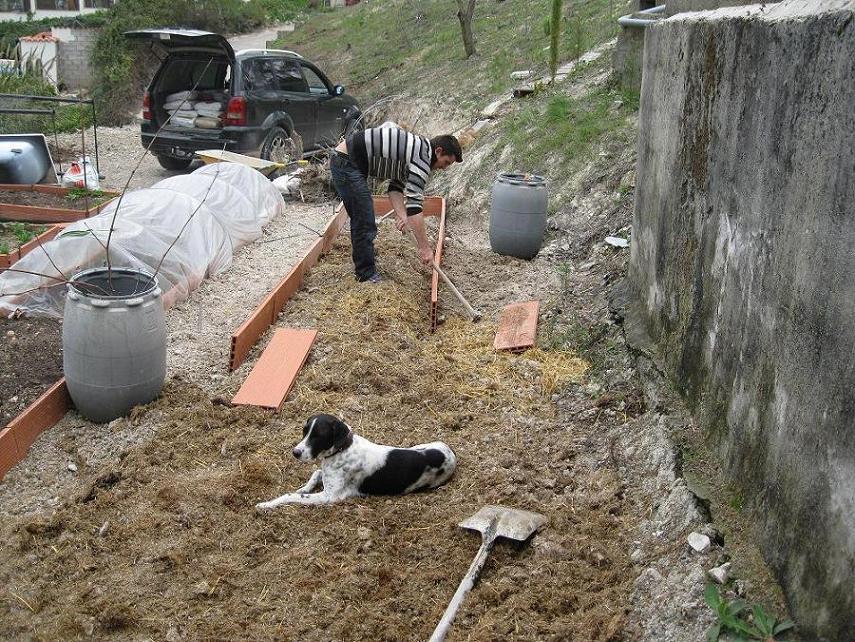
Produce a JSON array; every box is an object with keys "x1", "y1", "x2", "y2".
[{"x1": 346, "y1": 126, "x2": 433, "y2": 215}]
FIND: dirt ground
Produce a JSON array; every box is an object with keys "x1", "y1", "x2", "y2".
[
  {"x1": 0, "y1": 190, "x2": 107, "y2": 211},
  {"x1": 0, "y1": 316, "x2": 62, "y2": 427},
  {"x1": 0, "y1": 224, "x2": 643, "y2": 641}
]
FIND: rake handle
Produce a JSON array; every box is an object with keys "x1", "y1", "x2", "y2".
[{"x1": 428, "y1": 534, "x2": 497, "y2": 642}]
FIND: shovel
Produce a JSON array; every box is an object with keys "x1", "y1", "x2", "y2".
[
  {"x1": 428, "y1": 505, "x2": 546, "y2": 642},
  {"x1": 195, "y1": 149, "x2": 308, "y2": 177}
]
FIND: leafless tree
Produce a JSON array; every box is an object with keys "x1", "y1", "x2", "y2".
[{"x1": 456, "y1": 0, "x2": 477, "y2": 58}]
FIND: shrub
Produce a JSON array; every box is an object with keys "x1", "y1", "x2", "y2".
[
  {"x1": 249, "y1": 0, "x2": 309, "y2": 22},
  {"x1": 0, "y1": 74, "x2": 93, "y2": 134}
]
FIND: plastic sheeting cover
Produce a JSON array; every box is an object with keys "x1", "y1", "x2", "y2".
[{"x1": 0, "y1": 162, "x2": 284, "y2": 318}]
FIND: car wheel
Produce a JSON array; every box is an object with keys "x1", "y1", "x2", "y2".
[
  {"x1": 261, "y1": 127, "x2": 303, "y2": 164},
  {"x1": 156, "y1": 155, "x2": 193, "y2": 171}
]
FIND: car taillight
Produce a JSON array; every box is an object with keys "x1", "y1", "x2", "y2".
[
  {"x1": 142, "y1": 91, "x2": 153, "y2": 121},
  {"x1": 224, "y1": 96, "x2": 247, "y2": 126}
]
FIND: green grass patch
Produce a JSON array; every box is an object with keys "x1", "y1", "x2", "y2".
[
  {"x1": 497, "y1": 81, "x2": 639, "y2": 178},
  {"x1": 0, "y1": 222, "x2": 47, "y2": 253},
  {"x1": 275, "y1": 0, "x2": 631, "y2": 108},
  {"x1": 0, "y1": 74, "x2": 94, "y2": 134}
]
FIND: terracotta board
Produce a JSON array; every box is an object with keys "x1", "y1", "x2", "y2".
[
  {"x1": 0, "y1": 425, "x2": 19, "y2": 481},
  {"x1": 6, "y1": 378, "x2": 70, "y2": 457},
  {"x1": 0, "y1": 203, "x2": 94, "y2": 222},
  {"x1": 271, "y1": 262, "x2": 306, "y2": 319},
  {"x1": 368, "y1": 195, "x2": 443, "y2": 218},
  {"x1": 430, "y1": 199, "x2": 447, "y2": 332},
  {"x1": 494, "y1": 300, "x2": 540, "y2": 351},
  {"x1": 231, "y1": 328, "x2": 317, "y2": 409},
  {"x1": 229, "y1": 296, "x2": 276, "y2": 372}
]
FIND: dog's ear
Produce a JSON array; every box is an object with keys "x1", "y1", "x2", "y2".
[{"x1": 332, "y1": 419, "x2": 353, "y2": 451}]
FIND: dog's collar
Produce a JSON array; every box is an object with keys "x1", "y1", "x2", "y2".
[{"x1": 323, "y1": 427, "x2": 353, "y2": 458}]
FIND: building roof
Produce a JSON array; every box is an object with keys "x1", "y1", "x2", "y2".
[{"x1": 19, "y1": 32, "x2": 59, "y2": 43}]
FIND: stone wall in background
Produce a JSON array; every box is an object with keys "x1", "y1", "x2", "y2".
[
  {"x1": 624, "y1": 0, "x2": 854, "y2": 638},
  {"x1": 52, "y1": 26, "x2": 99, "y2": 92}
]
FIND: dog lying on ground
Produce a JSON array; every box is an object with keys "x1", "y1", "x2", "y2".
[{"x1": 256, "y1": 414, "x2": 456, "y2": 510}]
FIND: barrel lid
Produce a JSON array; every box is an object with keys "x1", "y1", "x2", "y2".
[{"x1": 496, "y1": 172, "x2": 546, "y2": 187}]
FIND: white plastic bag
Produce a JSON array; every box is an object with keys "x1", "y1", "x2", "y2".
[
  {"x1": 62, "y1": 156, "x2": 100, "y2": 190},
  {"x1": 272, "y1": 171, "x2": 302, "y2": 197}
]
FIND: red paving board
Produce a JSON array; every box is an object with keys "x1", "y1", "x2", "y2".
[
  {"x1": 430, "y1": 199, "x2": 447, "y2": 332},
  {"x1": 231, "y1": 328, "x2": 317, "y2": 410},
  {"x1": 1, "y1": 378, "x2": 70, "y2": 480},
  {"x1": 0, "y1": 426, "x2": 19, "y2": 481},
  {"x1": 494, "y1": 300, "x2": 540, "y2": 351}
]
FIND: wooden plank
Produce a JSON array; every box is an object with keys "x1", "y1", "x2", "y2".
[
  {"x1": 430, "y1": 199, "x2": 447, "y2": 332},
  {"x1": 6, "y1": 377, "x2": 70, "y2": 457},
  {"x1": 231, "y1": 328, "x2": 317, "y2": 409},
  {"x1": 494, "y1": 300, "x2": 540, "y2": 352},
  {"x1": 421, "y1": 196, "x2": 444, "y2": 218},
  {"x1": 0, "y1": 203, "x2": 90, "y2": 223},
  {"x1": 0, "y1": 425, "x2": 20, "y2": 481},
  {"x1": 368, "y1": 195, "x2": 443, "y2": 218},
  {"x1": 321, "y1": 206, "x2": 347, "y2": 252},
  {"x1": 271, "y1": 262, "x2": 306, "y2": 319},
  {"x1": 229, "y1": 297, "x2": 276, "y2": 372}
]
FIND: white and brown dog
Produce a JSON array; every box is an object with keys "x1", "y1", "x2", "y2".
[{"x1": 256, "y1": 414, "x2": 457, "y2": 510}]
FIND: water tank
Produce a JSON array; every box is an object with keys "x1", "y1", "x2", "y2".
[
  {"x1": 63, "y1": 267, "x2": 166, "y2": 423},
  {"x1": 489, "y1": 173, "x2": 548, "y2": 260}
]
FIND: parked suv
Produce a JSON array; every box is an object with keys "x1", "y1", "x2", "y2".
[{"x1": 126, "y1": 29, "x2": 362, "y2": 170}]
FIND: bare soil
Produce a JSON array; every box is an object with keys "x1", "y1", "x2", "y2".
[
  {"x1": 0, "y1": 316, "x2": 62, "y2": 427},
  {"x1": 0, "y1": 190, "x2": 107, "y2": 212}
]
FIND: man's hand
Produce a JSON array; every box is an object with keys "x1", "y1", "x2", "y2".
[
  {"x1": 395, "y1": 215, "x2": 409, "y2": 233},
  {"x1": 418, "y1": 244, "x2": 434, "y2": 267}
]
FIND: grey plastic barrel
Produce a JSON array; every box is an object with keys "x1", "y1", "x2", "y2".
[
  {"x1": 63, "y1": 267, "x2": 166, "y2": 423},
  {"x1": 489, "y1": 173, "x2": 548, "y2": 260}
]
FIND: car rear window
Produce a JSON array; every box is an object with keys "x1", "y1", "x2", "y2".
[
  {"x1": 243, "y1": 58, "x2": 308, "y2": 93},
  {"x1": 156, "y1": 57, "x2": 231, "y2": 96}
]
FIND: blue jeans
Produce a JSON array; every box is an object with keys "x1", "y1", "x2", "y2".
[{"x1": 330, "y1": 153, "x2": 377, "y2": 281}]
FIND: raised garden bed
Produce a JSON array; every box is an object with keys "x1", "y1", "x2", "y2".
[
  {"x1": 0, "y1": 222, "x2": 66, "y2": 268},
  {"x1": 0, "y1": 316, "x2": 63, "y2": 430},
  {"x1": 0, "y1": 184, "x2": 117, "y2": 223}
]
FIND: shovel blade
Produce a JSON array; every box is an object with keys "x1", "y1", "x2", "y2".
[{"x1": 459, "y1": 505, "x2": 546, "y2": 542}]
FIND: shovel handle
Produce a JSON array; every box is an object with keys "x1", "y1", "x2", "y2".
[{"x1": 428, "y1": 535, "x2": 496, "y2": 642}]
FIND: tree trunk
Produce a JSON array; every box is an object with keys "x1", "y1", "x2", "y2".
[{"x1": 456, "y1": 0, "x2": 477, "y2": 58}]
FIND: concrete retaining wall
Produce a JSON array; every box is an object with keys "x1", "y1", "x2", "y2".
[{"x1": 624, "y1": 1, "x2": 854, "y2": 638}]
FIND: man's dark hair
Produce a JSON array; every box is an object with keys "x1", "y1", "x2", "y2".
[{"x1": 430, "y1": 134, "x2": 463, "y2": 163}]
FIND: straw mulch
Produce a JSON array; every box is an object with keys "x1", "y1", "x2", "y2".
[{"x1": 0, "y1": 226, "x2": 638, "y2": 641}]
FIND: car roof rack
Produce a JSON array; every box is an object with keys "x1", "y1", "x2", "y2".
[{"x1": 235, "y1": 48, "x2": 303, "y2": 59}]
